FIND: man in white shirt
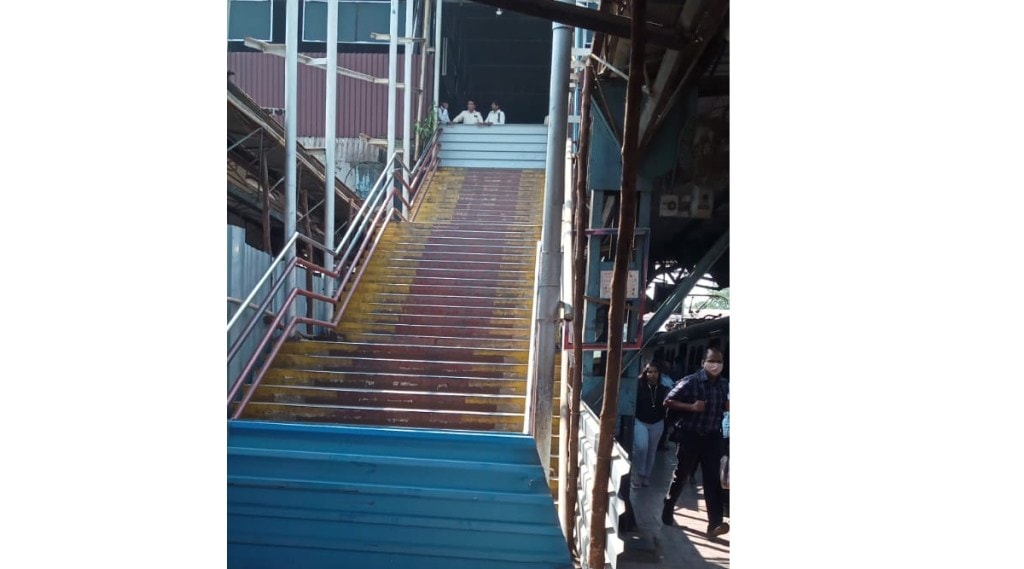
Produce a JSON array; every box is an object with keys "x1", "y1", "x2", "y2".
[
  {"x1": 451, "y1": 100, "x2": 484, "y2": 125},
  {"x1": 485, "y1": 101, "x2": 505, "y2": 125},
  {"x1": 436, "y1": 101, "x2": 451, "y2": 124}
]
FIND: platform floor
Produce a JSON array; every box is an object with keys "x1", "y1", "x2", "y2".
[{"x1": 617, "y1": 446, "x2": 730, "y2": 568}]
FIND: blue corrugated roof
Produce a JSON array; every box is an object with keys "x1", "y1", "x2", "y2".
[{"x1": 228, "y1": 421, "x2": 571, "y2": 569}]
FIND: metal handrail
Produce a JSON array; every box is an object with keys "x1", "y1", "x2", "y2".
[
  {"x1": 523, "y1": 240, "x2": 544, "y2": 435},
  {"x1": 227, "y1": 154, "x2": 406, "y2": 366},
  {"x1": 227, "y1": 133, "x2": 443, "y2": 418}
]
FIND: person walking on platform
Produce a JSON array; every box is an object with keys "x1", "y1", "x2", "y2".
[
  {"x1": 661, "y1": 347, "x2": 730, "y2": 539},
  {"x1": 632, "y1": 363, "x2": 671, "y2": 488}
]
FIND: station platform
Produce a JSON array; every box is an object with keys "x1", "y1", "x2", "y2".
[{"x1": 617, "y1": 446, "x2": 730, "y2": 568}]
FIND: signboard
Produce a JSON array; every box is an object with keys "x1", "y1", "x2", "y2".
[
  {"x1": 600, "y1": 269, "x2": 640, "y2": 298},
  {"x1": 659, "y1": 185, "x2": 714, "y2": 219}
]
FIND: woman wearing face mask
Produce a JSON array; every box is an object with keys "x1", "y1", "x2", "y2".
[
  {"x1": 631, "y1": 363, "x2": 671, "y2": 488},
  {"x1": 660, "y1": 347, "x2": 731, "y2": 540}
]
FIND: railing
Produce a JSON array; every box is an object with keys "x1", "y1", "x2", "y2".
[
  {"x1": 226, "y1": 130, "x2": 443, "y2": 419},
  {"x1": 575, "y1": 402, "x2": 630, "y2": 569},
  {"x1": 523, "y1": 240, "x2": 544, "y2": 435}
]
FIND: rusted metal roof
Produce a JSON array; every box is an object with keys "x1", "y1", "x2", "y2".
[
  {"x1": 228, "y1": 80, "x2": 362, "y2": 247},
  {"x1": 228, "y1": 52, "x2": 435, "y2": 139}
]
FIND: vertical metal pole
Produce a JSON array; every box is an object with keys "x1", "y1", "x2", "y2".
[
  {"x1": 284, "y1": 0, "x2": 300, "y2": 322},
  {"x1": 533, "y1": 0, "x2": 574, "y2": 478},
  {"x1": 402, "y1": 0, "x2": 414, "y2": 217},
  {"x1": 324, "y1": 0, "x2": 339, "y2": 310},
  {"x1": 433, "y1": 0, "x2": 443, "y2": 109},
  {"x1": 387, "y1": 0, "x2": 398, "y2": 165},
  {"x1": 413, "y1": 0, "x2": 433, "y2": 162}
]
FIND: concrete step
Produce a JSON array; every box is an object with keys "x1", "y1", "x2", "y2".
[
  {"x1": 236, "y1": 401, "x2": 524, "y2": 431},
  {"x1": 382, "y1": 257, "x2": 534, "y2": 272},
  {"x1": 279, "y1": 340, "x2": 530, "y2": 364},
  {"x1": 335, "y1": 321, "x2": 531, "y2": 340},
  {"x1": 350, "y1": 283, "x2": 534, "y2": 299},
  {"x1": 248, "y1": 385, "x2": 526, "y2": 414},
  {"x1": 271, "y1": 352, "x2": 528, "y2": 378},
  {"x1": 377, "y1": 248, "x2": 537, "y2": 261},
  {"x1": 358, "y1": 301, "x2": 531, "y2": 318},
  {"x1": 359, "y1": 267, "x2": 534, "y2": 283},
  {"x1": 390, "y1": 226, "x2": 539, "y2": 239},
  {"x1": 262, "y1": 368, "x2": 527, "y2": 395},
  {"x1": 345, "y1": 291, "x2": 533, "y2": 309},
  {"x1": 339, "y1": 316, "x2": 531, "y2": 335},
  {"x1": 340, "y1": 331, "x2": 528, "y2": 350}
]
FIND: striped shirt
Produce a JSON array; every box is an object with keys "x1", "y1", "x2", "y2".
[{"x1": 664, "y1": 368, "x2": 729, "y2": 435}]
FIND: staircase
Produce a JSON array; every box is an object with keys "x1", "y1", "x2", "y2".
[
  {"x1": 237, "y1": 167, "x2": 545, "y2": 432},
  {"x1": 229, "y1": 421, "x2": 571, "y2": 569}
]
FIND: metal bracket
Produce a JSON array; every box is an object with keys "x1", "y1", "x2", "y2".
[{"x1": 243, "y1": 37, "x2": 404, "y2": 88}]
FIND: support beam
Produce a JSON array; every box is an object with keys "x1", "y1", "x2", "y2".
[
  {"x1": 284, "y1": 0, "x2": 299, "y2": 323},
  {"x1": 433, "y1": 0, "x2": 443, "y2": 109},
  {"x1": 401, "y1": 0, "x2": 413, "y2": 217},
  {"x1": 413, "y1": 0, "x2": 433, "y2": 162},
  {"x1": 324, "y1": 0, "x2": 339, "y2": 309},
  {"x1": 638, "y1": 0, "x2": 729, "y2": 150},
  {"x1": 534, "y1": 0, "x2": 574, "y2": 483},
  {"x1": 469, "y1": 0, "x2": 685, "y2": 50},
  {"x1": 369, "y1": 32, "x2": 425, "y2": 43},
  {"x1": 622, "y1": 230, "x2": 729, "y2": 375},
  {"x1": 244, "y1": 37, "x2": 404, "y2": 87},
  {"x1": 387, "y1": 0, "x2": 398, "y2": 165}
]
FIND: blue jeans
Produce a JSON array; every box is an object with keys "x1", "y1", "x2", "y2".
[{"x1": 632, "y1": 418, "x2": 665, "y2": 479}]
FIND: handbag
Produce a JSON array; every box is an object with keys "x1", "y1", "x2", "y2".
[
  {"x1": 720, "y1": 454, "x2": 730, "y2": 489},
  {"x1": 667, "y1": 426, "x2": 685, "y2": 443}
]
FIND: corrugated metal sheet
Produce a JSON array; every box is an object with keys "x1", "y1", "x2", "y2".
[
  {"x1": 227, "y1": 226, "x2": 332, "y2": 387},
  {"x1": 575, "y1": 403, "x2": 630, "y2": 569},
  {"x1": 228, "y1": 52, "x2": 435, "y2": 139},
  {"x1": 439, "y1": 124, "x2": 548, "y2": 169},
  {"x1": 297, "y1": 136, "x2": 385, "y2": 198},
  {"x1": 228, "y1": 421, "x2": 573, "y2": 569}
]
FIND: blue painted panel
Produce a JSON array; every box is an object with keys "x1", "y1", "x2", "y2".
[
  {"x1": 229, "y1": 421, "x2": 541, "y2": 464},
  {"x1": 228, "y1": 422, "x2": 571, "y2": 569},
  {"x1": 589, "y1": 107, "x2": 623, "y2": 190},
  {"x1": 228, "y1": 482, "x2": 555, "y2": 524},
  {"x1": 228, "y1": 448, "x2": 545, "y2": 492},
  {"x1": 229, "y1": 543, "x2": 571, "y2": 569}
]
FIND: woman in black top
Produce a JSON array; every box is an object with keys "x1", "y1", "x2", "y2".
[{"x1": 632, "y1": 362, "x2": 671, "y2": 488}]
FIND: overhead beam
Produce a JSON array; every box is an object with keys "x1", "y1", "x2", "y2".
[
  {"x1": 638, "y1": 0, "x2": 728, "y2": 149},
  {"x1": 468, "y1": 0, "x2": 687, "y2": 50},
  {"x1": 244, "y1": 37, "x2": 404, "y2": 87},
  {"x1": 369, "y1": 32, "x2": 425, "y2": 43}
]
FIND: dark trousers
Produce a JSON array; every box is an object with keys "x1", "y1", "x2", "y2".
[
  {"x1": 721, "y1": 437, "x2": 729, "y2": 513},
  {"x1": 664, "y1": 430, "x2": 724, "y2": 529}
]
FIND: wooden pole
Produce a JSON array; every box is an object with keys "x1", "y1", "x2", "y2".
[
  {"x1": 587, "y1": 0, "x2": 645, "y2": 566},
  {"x1": 563, "y1": 60, "x2": 594, "y2": 556}
]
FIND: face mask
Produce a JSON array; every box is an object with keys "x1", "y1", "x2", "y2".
[{"x1": 704, "y1": 362, "x2": 723, "y2": 375}]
